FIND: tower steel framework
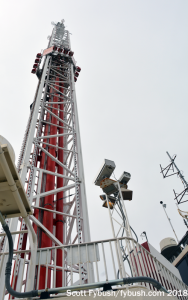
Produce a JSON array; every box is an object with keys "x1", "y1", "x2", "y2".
[
  {"x1": 0, "y1": 21, "x2": 188, "y2": 300},
  {"x1": 160, "y1": 152, "x2": 188, "y2": 205},
  {"x1": 0, "y1": 20, "x2": 92, "y2": 297}
]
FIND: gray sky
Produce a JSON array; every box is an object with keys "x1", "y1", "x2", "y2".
[{"x1": 0, "y1": 0, "x2": 188, "y2": 252}]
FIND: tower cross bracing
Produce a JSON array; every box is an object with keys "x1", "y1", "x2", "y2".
[{"x1": 0, "y1": 21, "x2": 92, "y2": 296}]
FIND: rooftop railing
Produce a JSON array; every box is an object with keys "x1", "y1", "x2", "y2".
[{"x1": 0, "y1": 236, "x2": 187, "y2": 300}]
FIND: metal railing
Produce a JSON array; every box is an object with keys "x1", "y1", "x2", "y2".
[{"x1": 0, "y1": 236, "x2": 187, "y2": 299}]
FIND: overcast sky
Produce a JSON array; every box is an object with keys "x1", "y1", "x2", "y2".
[{"x1": 0, "y1": 0, "x2": 188, "y2": 253}]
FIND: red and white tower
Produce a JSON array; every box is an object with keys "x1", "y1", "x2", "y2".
[
  {"x1": 0, "y1": 20, "x2": 93, "y2": 297},
  {"x1": 1, "y1": 19, "x2": 186, "y2": 300}
]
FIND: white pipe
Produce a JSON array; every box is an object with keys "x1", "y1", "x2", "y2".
[
  {"x1": 24, "y1": 216, "x2": 37, "y2": 292},
  {"x1": 162, "y1": 204, "x2": 179, "y2": 243},
  {"x1": 24, "y1": 216, "x2": 37, "y2": 244}
]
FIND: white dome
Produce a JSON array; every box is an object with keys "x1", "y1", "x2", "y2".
[{"x1": 160, "y1": 237, "x2": 177, "y2": 252}]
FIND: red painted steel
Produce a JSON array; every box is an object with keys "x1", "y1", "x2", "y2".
[
  {"x1": 56, "y1": 80, "x2": 64, "y2": 287},
  {"x1": 131, "y1": 243, "x2": 174, "y2": 291},
  {"x1": 14, "y1": 60, "x2": 67, "y2": 290},
  {"x1": 39, "y1": 84, "x2": 58, "y2": 289}
]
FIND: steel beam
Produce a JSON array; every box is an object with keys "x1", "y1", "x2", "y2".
[{"x1": 30, "y1": 216, "x2": 63, "y2": 246}]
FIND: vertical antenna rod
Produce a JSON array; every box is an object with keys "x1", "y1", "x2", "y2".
[{"x1": 160, "y1": 201, "x2": 179, "y2": 243}]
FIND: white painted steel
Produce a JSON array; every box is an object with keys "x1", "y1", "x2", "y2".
[
  {"x1": 0, "y1": 53, "x2": 52, "y2": 300},
  {"x1": 0, "y1": 230, "x2": 28, "y2": 237},
  {"x1": 36, "y1": 144, "x2": 75, "y2": 176},
  {"x1": 70, "y1": 61, "x2": 91, "y2": 244},
  {"x1": 0, "y1": 236, "x2": 187, "y2": 297},
  {"x1": 24, "y1": 215, "x2": 37, "y2": 292},
  {"x1": 148, "y1": 243, "x2": 181, "y2": 280},
  {"x1": 30, "y1": 215, "x2": 63, "y2": 246},
  {"x1": 0, "y1": 146, "x2": 36, "y2": 297},
  {"x1": 2, "y1": 20, "x2": 185, "y2": 299},
  {"x1": 19, "y1": 56, "x2": 51, "y2": 185},
  {"x1": 32, "y1": 205, "x2": 82, "y2": 219},
  {"x1": 32, "y1": 183, "x2": 76, "y2": 199}
]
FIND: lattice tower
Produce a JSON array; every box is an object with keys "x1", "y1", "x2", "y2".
[{"x1": 0, "y1": 20, "x2": 92, "y2": 297}]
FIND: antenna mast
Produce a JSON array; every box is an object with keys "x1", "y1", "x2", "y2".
[
  {"x1": 0, "y1": 20, "x2": 93, "y2": 297},
  {"x1": 160, "y1": 201, "x2": 179, "y2": 243},
  {"x1": 160, "y1": 152, "x2": 188, "y2": 205}
]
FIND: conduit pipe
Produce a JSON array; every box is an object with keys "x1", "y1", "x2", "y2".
[
  {"x1": 0, "y1": 212, "x2": 38, "y2": 298},
  {"x1": 41, "y1": 277, "x2": 169, "y2": 295}
]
